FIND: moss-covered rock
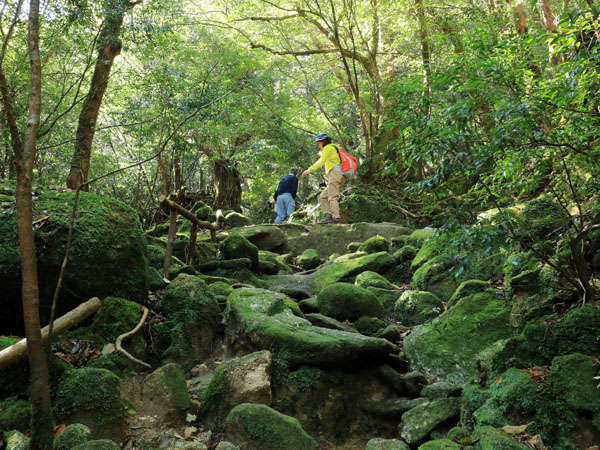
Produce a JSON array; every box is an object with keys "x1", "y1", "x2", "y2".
[
  {"x1": 220, "y1": 235, "x2": 259, "y2": 269},
  {"x1": 259, "y1": 251, "x2": 292, "y2": 274},
  {"x1": 411, "y1": 256, "x2": 457, "y2": 301},
  {"x1": 448, "y1": 280, "x2": 491, "y2": 307},
  {"x1": 361, "y1": 397, "x2": 429, "y2": 419},
  {"x1": 160, "y1": 274, "x2": 221, "y2": 366},
  {"x1": 446, "y1": 426, "x2": 471, "y2": 442},
  {"x1": 390, "y1": 245, "x2": 418, "y2": 283},
  {"x1": 201, "y1": 351, "x2": 272, "y2": 429},
  {"x1": 394, "y1": 290, "x2": 443, "y2": 325},
  {"x1": 355, "y1": 271, "x2": 397, "y2": 290},
  {"x1": 3, "y1": 430, "x2": 29, "y2": 449},
  {"x1": 346, "y1": 241, "x2": 361, "y2": 252},
  {"x1": 298, "y1": 296, "x2": 319, "y2": 313},
  {"x1": 54, "y1": 368, "x2": 124, "y2": 440},
  {"x1": 123, "y1": 363, "x2": 190, "y2": 424},
  {"x1": 227, "y1": 225, "x2": 287, "y2": 252},
  {"x1": 225, "y1": 288, "x2": 396, "y2": 368},
  {"x1": 0, "y1": 189, "x2": 149, "y2": 333},
  {"x1": 399, "y1": 397, "x2": 461, "y2": 445},
  {"x1": 519, "y1": 196, "x2": 569, "y2": 241},
  {"x1": 354, "y1": 316, "x2": 386, "y2": 336},
  {"x1": 225, "y1": 212, "x2": 252, "y2": 228},
  {"x1": 225, "y1": 403, "x2": 318, "y2": 450},
  {"x1": 317, "y1": 282, "x2": 383, "y2": 321},
  {"x1": 0, "y1": 398, "x2": 31, "y2": 432},
  {"x1": 481, "y1": 303, "x2": 600, "y2": 376},
  {"x1": 54, "y1": 424, "x2": 92, "y2": 450},
  {"x1": 311, "y1": 252, "x2": 395, "y2": 292},
  {"x1": 297, "y1": 249, "x2": 321, "y2": 270},
  {"x1": 421, "y1": 382, "x2": 463, "y2": 400},
  {"x1": 418, "y1": 439, "x2": 461, "y2": 450},
  {"x1": 404, "y1": 290, "x2": 511, "y2": 382},
  {"x1": 549, "y1": 353, "x2": 600, "y2": 414},
  {"x1": 366, "y1": 438, "x2": 410, "y2": 450},
  {"x1": 72, "y1": 439, "x2": 121, "y2": 450},
  {"x1": 472, "y1": 426, "x2": 529, "y2": 450},
  {"x1": 305, "y1": 313, "x2": 358, "y2": 333},
  {"x1": 359, "y1": 236, "x2": 391, "y2": 254}
]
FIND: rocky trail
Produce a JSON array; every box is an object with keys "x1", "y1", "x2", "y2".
[{"x1": 1, "y1": 189, "x2": 599, "y2": 449}]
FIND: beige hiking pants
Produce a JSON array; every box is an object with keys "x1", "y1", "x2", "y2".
[{"x1": 319, "y1": 169, "x2": 346, "y2": 218}]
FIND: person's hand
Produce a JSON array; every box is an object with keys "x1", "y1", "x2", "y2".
[{"x1": 302, "y1": 169, "x2": 310, "y2": 178}]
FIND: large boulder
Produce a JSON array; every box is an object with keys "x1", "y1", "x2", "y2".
[
  {"x1": 220, "y1": 235, "x2": 259, "y2": 269},
  {"x1": 158, "y1": 274, "x2": 222, "y2": 367},
  {"x1": 224, "y1": 403, "x2": 318, "y2": 450},
  {"x1": 121, "y1": 363, "x2": 190, "y2": 424},
  {"x1": 0, "y1": 398, "x2": 31, "y2": 432},
  {"x1": 227, "y1": 225, "x2": 287, "y2": 252},
  {"x1": 317, "y1": 282, "x2": 383, "y2": 321},
  {"x1": 548, "y1": 353, "x2": 600, "y2": 416},
  {"x1": 358, "y1": 236, "x2": 391, "y2": 254},
  {"x1": 281, "y1": 222, "x2": 411, "y2": 258},
  {"x1": 355, "y1": 271, "x2": 397, "y2": 290},
  {"x1": 404, "y1": 289, "x2": 511, "y2": 382},
  {"x1": 399, "y1": 398, "x2": 461, "y2": 445},
  {"x1": 201, "y1": 351, "x2": 273, "y2": 429},
  {"x1": 297, "y1": 249, "x2": 321, "y2": 270},
  {"x1": 225, "y1": 212, "x2": 252, "y2": 228},
  {"x1": 265, "y1": 251, "x2": 395, "y2": 295},
  {"x1": 472, "y1": 427, "x2": 529, "y2": 450},
  {"x1": 394, "y1": 290, "x2": 443, "y2": 325},
  {"x1": 54, "y1": 368, "x2": 125, "y2": 440},
  {"x1": 224, "y1": 288, "x2": 396, "y2": 368},
  {"x1": 0, "y1": 187, "x2": 149, "y2": 333}
]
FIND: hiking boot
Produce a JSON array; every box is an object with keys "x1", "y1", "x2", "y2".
[{"x1": 318, "y1": 213, "x2": 335, "y2": 224}]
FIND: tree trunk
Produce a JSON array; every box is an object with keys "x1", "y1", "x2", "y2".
[
  {"x1": 66, "y1": 0, "x2": 138, "y2": 189},
  {"x1": 213, "y1": 159, "x2": 242, "y2": 212},
  {"x1": 16, "y1": 0, "x2": 54, "y2": 447},
  {"x1": 415, "y1": 0, "x2": 432, "y2": 115}
]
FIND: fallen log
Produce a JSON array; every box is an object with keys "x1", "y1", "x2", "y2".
[
  {"x1": 160, "y1": 195, "x2": 217, "y2": 242},
  {"x1": 0, "y1": 297, "x2": 102, "y2": 369}
]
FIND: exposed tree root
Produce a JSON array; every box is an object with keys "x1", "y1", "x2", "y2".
[{"x1": 115, "y1": 306, "x2": 151, "y2": 369}]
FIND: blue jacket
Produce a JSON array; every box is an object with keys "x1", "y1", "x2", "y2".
[{"x1": 274, "y1": 174, "x2": 298, "y2": 201}]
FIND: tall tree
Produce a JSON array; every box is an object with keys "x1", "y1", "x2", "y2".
[
  {"x1": 66, "y1": 0, "x2": 141, "y2": 189},
  {"x1": 15, "y1": 0, "x2": 54, "y2": 446}
]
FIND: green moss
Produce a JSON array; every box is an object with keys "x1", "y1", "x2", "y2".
[
  {"x1": 355, "y1": 271, "x2": 396, "y2": 290},
  {"x1": 549, "y1": 353, "x2": 600, "y2": 413},
  {"x1": 1, "y1": 189, "x2": 149, "y2": 333},
  {"x1": 201, "y1": 366, "x2": 227, "y2": 416},
  {"x1": 310, "y1": 251, "x2": 395, "y2": 291},
  {"x1": 354, "y1": 316, "x2": 386, "y2": 336},
  {"x1": 418, "y1": 439, "x2": 461, "y2": 450},
  {"x1": 390, "y1": 245, "x2": 418, "y2": 283},
  {"x1": 259, "y1": 250, "x2": 293, "y2": 274},
  {"x1": 3, "y1": 430, "x2": 29, "y2": 449},
  {"x1": 317, "y1": 282, "x2": 383, "y2": 321},
  {"x1": 72, "y1": 439, "x2": 121, "y2": 449},
  {"x1": 446, "y1": 426, "x2": 471, "y2": 442},
  {"x1": 0, "y1": 397, "x2": 31, "y2": 432},
  {"x1": 0, "y1": 337, "x2": 28, "y2": 397},
  {"x1": 520, "y1": 196, "x2": 569, "y2": 241},
  {"x1": 54, "y1": 424, "x2": 92, "y2": 450},
  {"x1": 472, "y1": 426, "x2": 529, "y2": 449},
  {"x1": 55, "y1": 368, "x2": 124, "y2": 427},
  {"x1": 225, "y1": 403, "x2": 318, "y2": 449},
  {"x1": 297, "y1": 249, "x2": 321, "y2": 269},
  {"x1": 156, "y1": 363, "x2": 191, "y2": 411},
  {"x1": 220, "y1": 235, "x2": 259, "y2": 269},
  {"x1": 412, "y1": 256, "x2": 458, "y2": 301},
  {"x1": 358, "y1": 236, "x2": 391, "y2": 254},
  {"x1": 399, "y1": 397, "x2": 461, "y2": 444},
  {"x1": 225, "y1": 288, "x2": 395, "y2": 368},
  {"x1": 404, "y1": 291, "x2": 511, "y2": 382},
  {"x1": 487, "y1": 304, "x2": 600, "y2": 375},
  {"x1": 394, "y1": 290, "x2": 443, "y2": 325},
  {"x1": 448, "y1": 280, "x2": 491, "y2": 307},
  {"x1": 366, "y1": 438, "x2": 410, "y2": 450}
]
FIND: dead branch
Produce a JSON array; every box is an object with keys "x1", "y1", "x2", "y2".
[
  {"x1": 115, "y1": 306, "x2": 151, "y2": 369},
  {"x1": 0, "y1": 297, "x2": 102, "y2": 369},
  {"x1": 160, "y1": 195, "x2": 217, "y2": 241}
]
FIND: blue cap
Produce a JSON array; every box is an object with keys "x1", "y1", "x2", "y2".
[{"x1": 315, "y1": 133, "x2": 329, "y2": 142}]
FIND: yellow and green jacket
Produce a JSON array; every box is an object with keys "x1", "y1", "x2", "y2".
[{"x1": 308, "y1": 144, "x2": 341, "y2": 174}]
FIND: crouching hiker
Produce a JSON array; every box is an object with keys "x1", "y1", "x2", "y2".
[
  {"x1": 273, "y1": 168, "x2": 299, "y2": 224},
  {"x1": 302, "y1": 134, "x2": 357, "y2": 224}
]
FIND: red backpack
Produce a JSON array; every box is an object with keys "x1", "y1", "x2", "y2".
[{"x1": 334, "y1": 145, "x2": 358, "y2": 176}]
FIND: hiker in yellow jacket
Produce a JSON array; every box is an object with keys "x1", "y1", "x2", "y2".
[{"x1": 302, "y1": 133, "x2": 346, "y2": 224}]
